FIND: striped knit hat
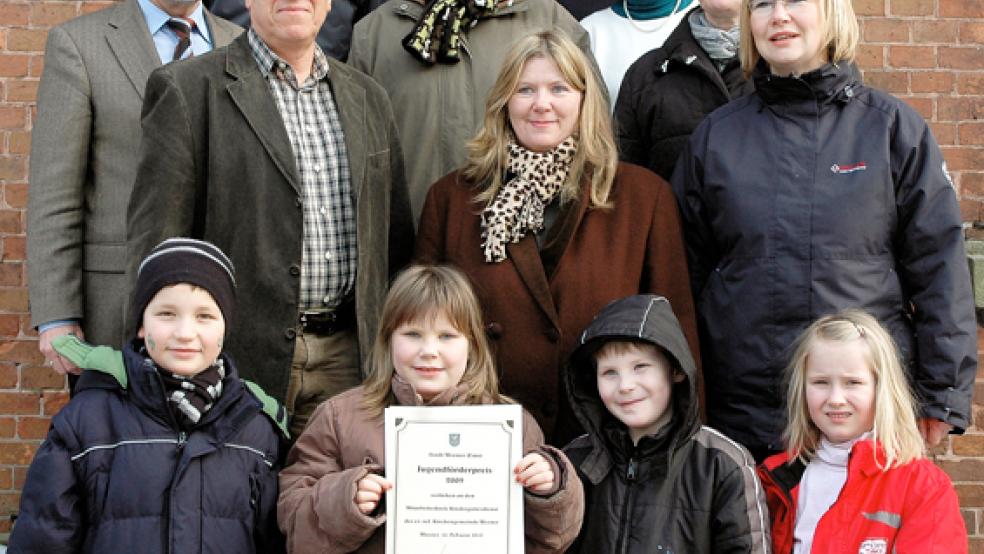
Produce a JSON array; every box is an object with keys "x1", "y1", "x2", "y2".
[{"x1": 131, "y1": 238, "x2": 236, "y2": 333}]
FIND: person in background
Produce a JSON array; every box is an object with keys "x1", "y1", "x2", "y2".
[
  {"x1": 673, "y1": 0, "x2": 976, "y2": 462},
  {"x1": 564, "y1": 295, "x2": 769, "y2": 553},
  {"x1": 416, "y1": 30, "x2": 698, "y2": 445},
  {"x1": 581, "y1": 0, "x2": 696, "y2": 102},
  {"x1": 28, "y1": 0, "x2": 239, "y2": 380},
  {"x1": 205, "y1": 0, "x2": 383, "y2": 60},
  {"x1": 348, "y1": 0, "x2": 594, "y2": 221},
  {"x1": 759, "y1": 310, "x2": 966, "y2": 553},
  {"x1": 278, "y1": 265, "x2": 583, "y2": 553},
  {"x1": 616, "y1": 0, "x2": 751, "y2": 180},
  {"x1": 10, "y1": 239, "x2": 287, "y2": 553},
  {"x1": 128, "y1": 0, "x2": 414, "y2": 437}
]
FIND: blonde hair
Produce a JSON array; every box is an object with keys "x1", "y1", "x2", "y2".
[
  {"x1": 463, "y1": 29, "x2": 618, "y2": 209},
  {"x1": 361, "y1": 265, "x2": 504, "y2": 418},
  {"x1": 784, "y1": 309, "x2": 924, "y2": 469},
  {"x1": 740, "y1": 0, "x2": 859, "y2": 78}
]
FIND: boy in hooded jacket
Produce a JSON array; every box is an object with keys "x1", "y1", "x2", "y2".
[
  {"x1": 564, "y1": 294, "x2": 771, "y2": 553},
  {"x1": 9, "y1": 238, "x2": 287, "y2": 554}
]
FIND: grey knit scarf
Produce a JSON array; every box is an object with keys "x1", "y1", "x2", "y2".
[{"x1": 688, "y1": 9, "x2": 739, "y2": 61}]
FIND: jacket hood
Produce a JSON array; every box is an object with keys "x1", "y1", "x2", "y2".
[{"x1": 564, "y1": 295, "x2": 700, "y2": 477}]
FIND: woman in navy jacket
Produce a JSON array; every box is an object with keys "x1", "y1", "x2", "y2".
[{"x1": 672, "y1": 0, "x2": 976, "y2": 461}]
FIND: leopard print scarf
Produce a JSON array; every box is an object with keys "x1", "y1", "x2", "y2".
[{"x1": 480, "y1": 137, "x2": 577, "y2": 263}]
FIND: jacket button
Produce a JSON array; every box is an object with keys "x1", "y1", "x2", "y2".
[
  {"x1": 295, "y1": 198, "x2": 302, "y2": 208},
  {"x1": 284, "y1": 328, "x2": 297, "y2": 340},
  {"x1": 544, "y1": 329, "x2": 560, "y2": 343},
  {"x1": 486, "y1": 322, "x2": 503, "y2": 339},
  {"x1": 289, "y1": 264, "x2": 301, "y2": 276}
]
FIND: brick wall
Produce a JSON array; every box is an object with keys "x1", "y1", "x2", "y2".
[{"x1": 0, "y1": 0, "x2": 981, "y2": 546}]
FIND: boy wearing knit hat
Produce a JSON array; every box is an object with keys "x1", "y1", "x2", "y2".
[{"x1": 9, "y1": 238, "x2": 288, "y2": 554}]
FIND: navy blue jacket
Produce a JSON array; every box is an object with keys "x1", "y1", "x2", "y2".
[
  {"x1": 9, "y1": 343, "x2": 286, "y2": 553},
  {"x1": 672, "y1": 61, "x2": 977, "y2": 453}
]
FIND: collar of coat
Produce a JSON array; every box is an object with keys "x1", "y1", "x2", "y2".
[{"x1": 753, "y1": 60, "x2": 861, "y2": 107}]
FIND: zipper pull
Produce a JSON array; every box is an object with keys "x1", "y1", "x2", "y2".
[
  {"x1": 627, "y1": 458, "x2": 637, "y2": 481},
  {"x1": 177, "y1": 431, "x2": 187, "y2": 450}
]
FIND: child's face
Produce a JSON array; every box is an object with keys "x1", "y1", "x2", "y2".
[
  {"x1": 138, "y1": 284, "x2": 225, "y2": 377},
  {"x1": 805, "y1": 338, "x2": 876, "y2": 444},
  {"x1": 596, "y1": 343, "x2": 679, "y2": 442},
  {"x1": 390, "y1": 311, "x2": 469, "y2": 402}
]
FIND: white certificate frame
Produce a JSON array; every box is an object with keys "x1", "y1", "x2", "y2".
[{"x1": 384, "y1": 404, "x2": 524, "y2": 554}]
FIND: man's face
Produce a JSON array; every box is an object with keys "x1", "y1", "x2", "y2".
[{"x1": 246, "y1": 0, "x2": 331, "y2": 55}]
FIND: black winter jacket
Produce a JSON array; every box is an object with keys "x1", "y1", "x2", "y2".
[
  {"x1": 9, "y1": 341, "x2": 287, "y2": 554},
  {"x1": 615, "y1": 14, "x2": 752, "y2": 181},
  {"x1": 563, "y1": 295, "x2": 770, "y2": 554},
  {"x1": 672, "y1": 62, "x2": 977, "y2": 454}
]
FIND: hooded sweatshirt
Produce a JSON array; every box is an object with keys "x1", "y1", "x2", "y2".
[{"x1": 563, "y1": 294, "x2": 771, "y2": 553}]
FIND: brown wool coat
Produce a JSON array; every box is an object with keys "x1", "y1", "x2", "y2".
[
  {"x1": 278, "y1": 380, "x2": 584, "y2": 554},
  {"x1": 415, "y1": 163, "x2": 700, "y2": 443}
]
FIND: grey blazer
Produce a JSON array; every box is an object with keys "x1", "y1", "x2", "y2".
[
  {"x1": 27, "y1": 0, "x2": 241, "y2": 347},
  {"x1": 127, "y1": 33, "x2": 414, "y2": 401}
]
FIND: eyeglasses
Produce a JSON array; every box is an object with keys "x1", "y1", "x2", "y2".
[{"x1": 749, "y1": 0, "x2": 811, "y2": 14}]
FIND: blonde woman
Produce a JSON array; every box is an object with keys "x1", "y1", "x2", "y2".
[
  {"x1": 673, "y1": 0, "x2": 975, "y2": 461},
  {"x1": 758, "y1": 310, "x2": 966, "y2": 553},
  {"x1": 416, "y1": 29, "x2": 699, "y2": 444}
]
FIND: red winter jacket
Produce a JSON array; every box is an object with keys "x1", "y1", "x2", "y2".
[{"x1": 757, "y1": 440, "x2": 966, "y2": 554}]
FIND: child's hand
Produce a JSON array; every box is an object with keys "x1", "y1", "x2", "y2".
[
  {"x1": 514, "y1": 453, "x2": 555, "y2": 493},
  {"x1": 355, "y1": 473, "x2": 392, "y2": 515}
]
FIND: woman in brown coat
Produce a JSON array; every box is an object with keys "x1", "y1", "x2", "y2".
[{"x1": 416, "y1": 29, "x2": 698, "y2": 444}]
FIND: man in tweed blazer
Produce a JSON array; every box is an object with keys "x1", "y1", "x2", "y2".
[{"x1": 27, "y1": 0, "x2": 240, "y2": 377}]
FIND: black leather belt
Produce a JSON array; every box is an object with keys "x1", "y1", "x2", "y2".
[{"x1": 299, "y1": 301, "x2": 355, "y2": 336}]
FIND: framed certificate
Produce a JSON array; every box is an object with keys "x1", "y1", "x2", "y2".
[{"x1": 384, "y1": 404, "x2": 524, "y2": 554}]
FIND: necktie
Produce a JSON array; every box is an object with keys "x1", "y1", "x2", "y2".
[{"x1": 164, "y1": 18, "x2": 196, "y2": 62}]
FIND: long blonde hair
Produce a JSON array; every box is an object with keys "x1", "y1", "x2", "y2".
[
  {"x1": 784, "y1": 309, "x2": 924, "y2": 469},
  {"x1": 740, "y1": 0, "x2": 859, "y2": 77},
  {"x1": 361, "y1": 265, "x2": 504, "y2": 418},
  {"x1": 463, "y1": 29, "x2": 617, "y2": 209}
]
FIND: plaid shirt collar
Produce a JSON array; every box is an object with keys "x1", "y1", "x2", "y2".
[{"x1": 247, "y1": 28, "x2": 330, "y2": 84}]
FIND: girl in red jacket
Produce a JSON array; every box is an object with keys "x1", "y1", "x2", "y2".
[{"x1": 758, "y1": 309, "x2": 966, "y2": 554}]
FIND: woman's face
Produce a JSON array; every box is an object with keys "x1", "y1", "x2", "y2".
[
  {"x1": 749, "y1": 0, "x2": 827, "y2": 76},
  {"x1": 507, "y1": 56, "x2": 582, "y2": 152}
]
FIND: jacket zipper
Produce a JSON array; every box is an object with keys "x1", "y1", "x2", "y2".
[
  {"x1": 615, "y1": 457, "x2": 638, "y2": 554},
  {"x1": 163, "y1": 430, "x2": 188, "y2": 554}
]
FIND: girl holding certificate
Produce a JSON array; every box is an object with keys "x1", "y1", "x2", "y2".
[{"x1": 277, "y1": 265, "x2": 584, "y2": 554}]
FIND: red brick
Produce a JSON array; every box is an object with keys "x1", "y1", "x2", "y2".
[
  {"x1": 961, "y1": 199, "x2": 981, "y2": 221},
  {"x1": 4, "y1": 183, "x2": 28, "y2": 209},
  {"x1": 16, "y1": 416, "x2": 50, "y2": 439},
  {"x1": 931, "y1": 122, "x2": 957, "y2": 145},
  {"x1": 954, "y1": 434, "x2": 984, "y2": 456},
  {"x1": 0, "y1": 340, "x2": 42, "y2": 365},
  {"x1": 5, "y1": 79, "x2": 37, "y2": 103},
  {"x1": 13, "y1": 466, "x2": 27, "y2": 489},
  {"x1": 0, "y1": 441, "x2": 37, "y2": 465},
  {"x1": 898, "y1": 96, "x2": 934, "y2": 119},
  {"x1": 0, "y1": 3, "x2": 31, "y2": 26},
  {"x1": 967, "y1": 173, "x2": 984, "y2": 197},
  {"x1": 0, "y1": 314, "x2": 19, "y2": 337},
  {"x1": 962, "y1": 22, "x2": 984, "y2": 44},
  {"x1": 911, "y1": 71, "x2": 954, "y2": 93},
  {"x1": 940, "y1": 0, "x2": 984, "y2": 18},
  {"x1": 0, "y1": 362, "x2": 14, "y2": 388},
  {"x1": 890, "y1": 0, "x2": 934, "y2": 15},
  {"x1": 856, "y1": 44, "x2": 885, "y2": 69},
  {"x1": 0, "y1": 467, "x2": 12, "y2": 490},
  {"x1": 6, "y1": 29, "x2": 47, "y2": 52},
  {"x1": 0, "y1": 491, "x2": 20, "y2": 514},
  {"x1": 864, "y1": 70, "x2": 908, "y2": 92},
  {"x1": 3, "y1": 236, "x2": 27, "y2": 261},
  {"x1": 30, "y1": 2, "x2": 79, "y2": 26},
  {"x1": 0, "y1": 156, "x2": 26, "y2": 182},
  {"x1": 0, "y1": 55, "x2": 29, "y2": 78},
  {"x1": 81, "y1": 1, "x2": 116, "y2": 14},
  {"x1": 0, "y1": 264, "x2": 21, "y2": 287},
  {"x1": 0, "y1": 288, "x2": 28, "y2": 312},
  {"x1": 863, "y1": 18, "x2": 909, "y2": 42},
  {"x1": 29, "y1": 53, "x2": 44, "y2": 77},
  {"x1": 0, "y1": 392, "x2": 39, "y2": 415},
  {"x1": 853, "y1": 0, "x2": 886, "y2": 16},
  {"x1": 888, "y1": 45, "x2": 937, "y2": 68},
  {"x1": 43, "y1": 390, "x2": 69, "y2": 416},
  {"x1": 943, "y1": 146, "x2": 984, "y2": 171},
  {"x1": 971, "y1": 537, "x2": 984, "y2": 554},
  {"x1": 0, "y1": 107, "x2": 25, "y2": 130},
  {"x1": 957, "y1": 483, "x2": 984, "y2": 507},
  {"x1": 8, "y1": 132, "x2": 30, "y2": 156},
  {"x1": 20, "y1": 365, "x2": 65, "y2": 390},
  {"x1": 0, "y1": 210, "x2": 21, "y2": 234},
  {"x1": 941, "y1": 47, "x2": 984, "y2": 70},
  {"x1": 21, "y1": 317, "x2": 36, "y2": 337},
  {"x1": 0, "y1": 418, "x2": 14, "y2": 439},
  {"x1": 913, "y1": 20, "x2": 959, "y2": 44},
  {"x1": 942, "y1": 459, "x2": 984, "y2": 482},
  {"x1": 962, "y1": 123, "x2": 984, "y2": 146},
  {"x1": 939, "y1": 97, "x2": 984, "y2": 121}
]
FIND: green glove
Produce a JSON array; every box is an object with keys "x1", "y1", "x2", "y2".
[{"x1": 52, "y1": 335, "x2": 127, "y2": 389}]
